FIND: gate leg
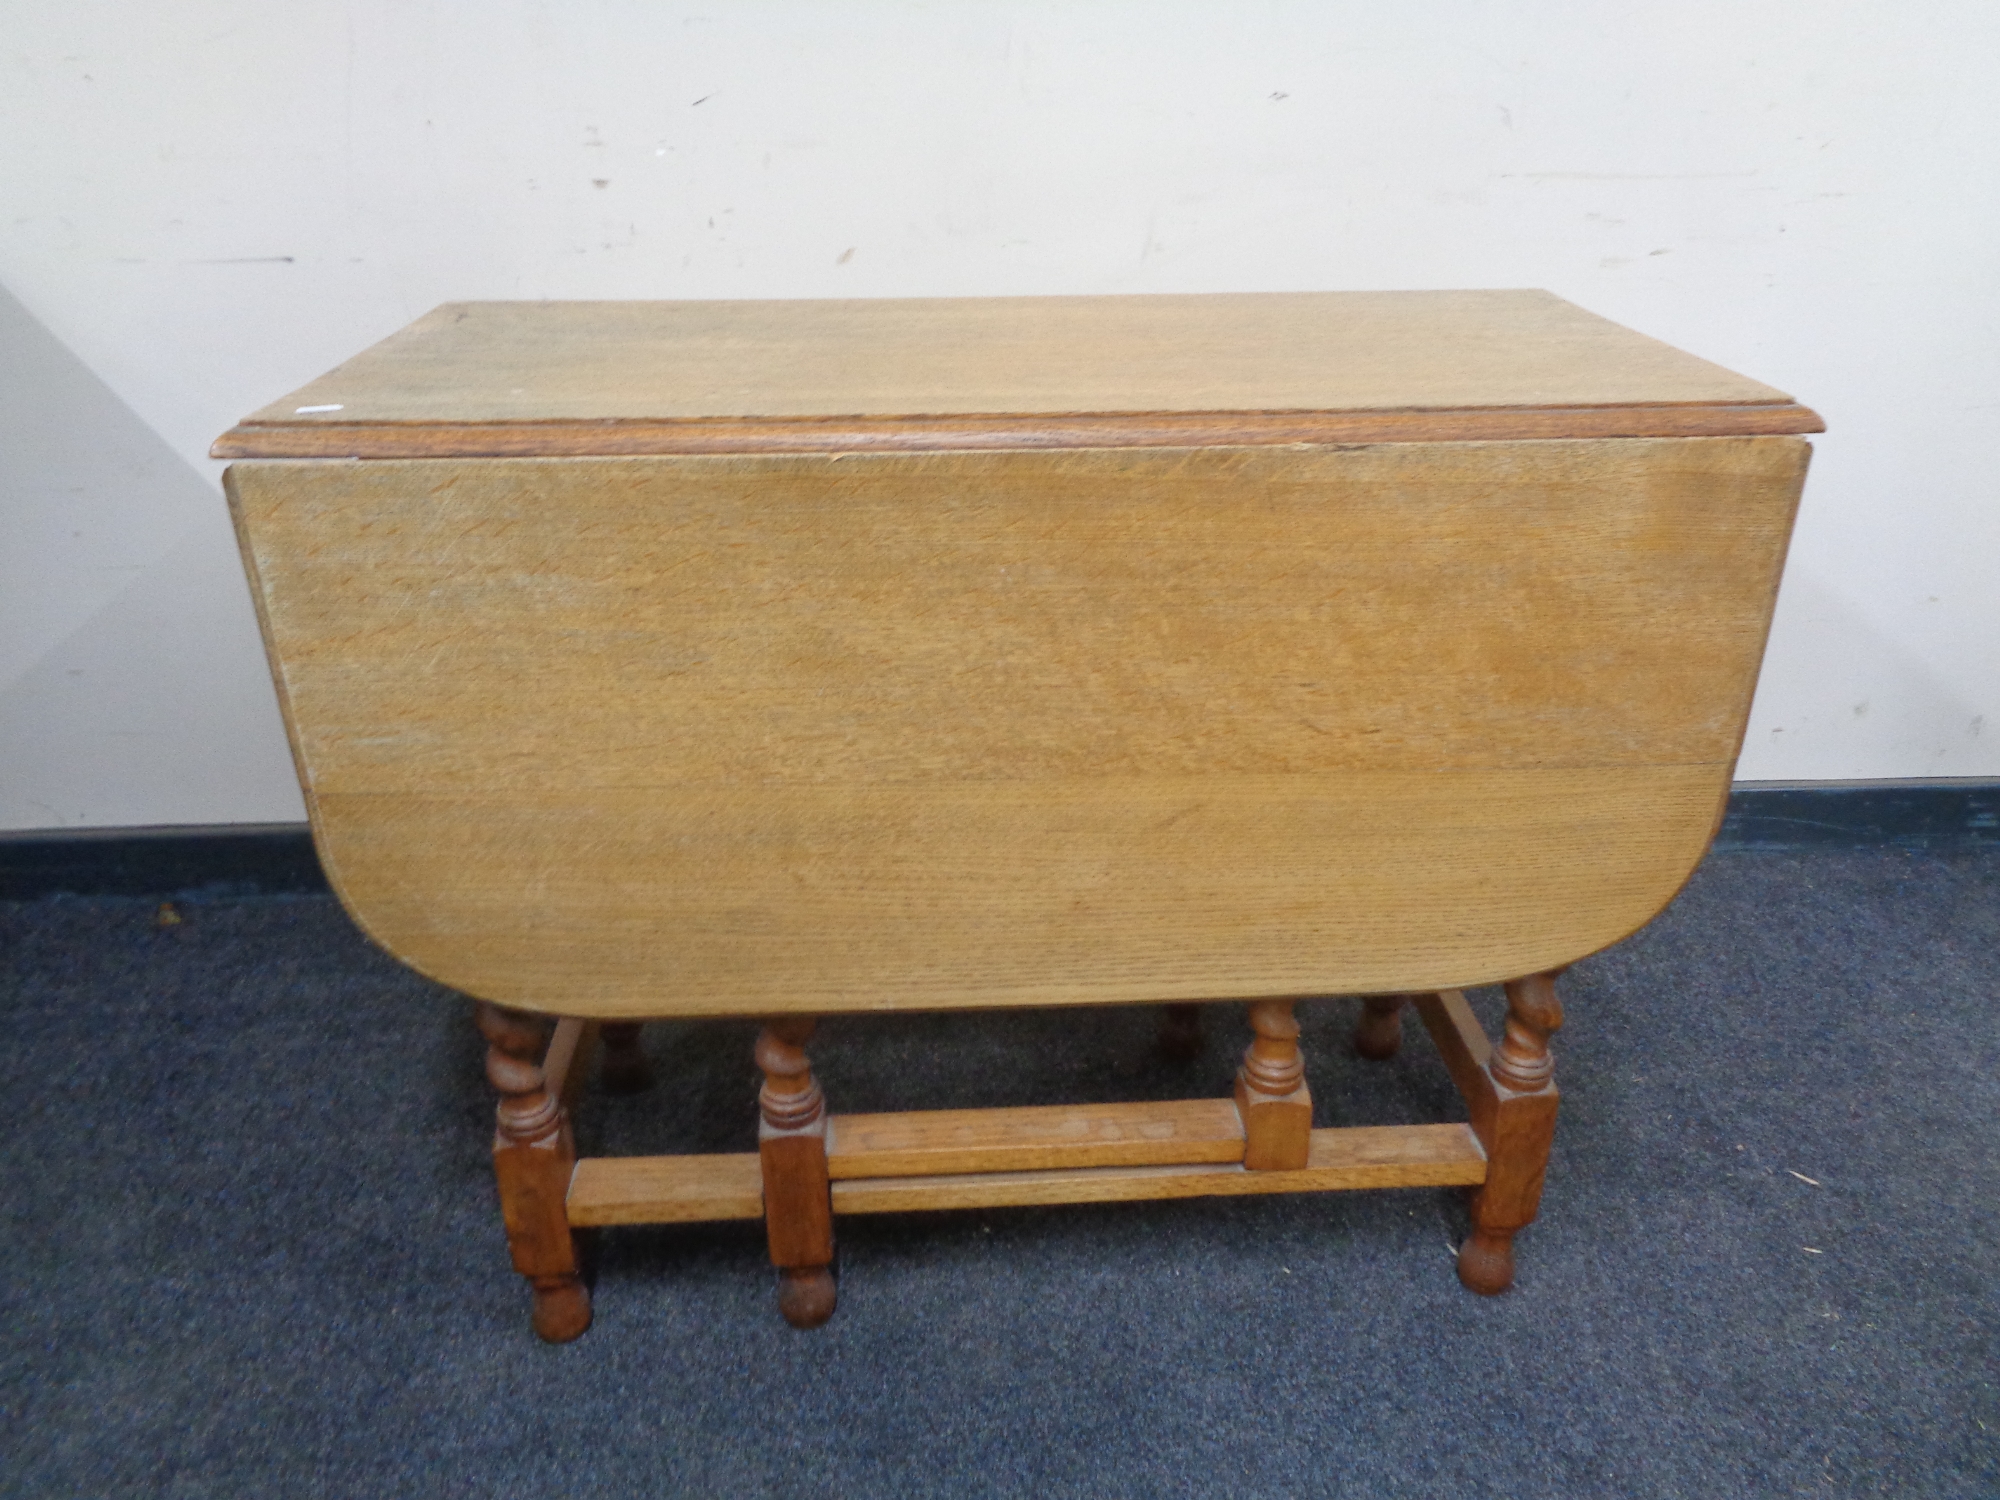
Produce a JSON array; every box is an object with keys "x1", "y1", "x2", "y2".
[
  {"x1": 479, "y1": 1003, "x2": 591, "y2": 1342},
  {"x1": 1459, "y1": 972, "x2": 1563, "y2": 1294},
  {"x1": 756, "y1": 1018, "x2": 837, "y2": 1328}
]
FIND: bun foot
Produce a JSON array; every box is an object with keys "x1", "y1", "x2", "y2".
[
  {"x1": 531, "y1": 1275, "x2": 593, "y2": 1342},
  {"x1": 1457, "y1": 1228, "x2": 1516, "y2": 1295},
  {"x1": 1353, "y1": 996, "x2": 1406, "y2": 1061},
  {"x1": 777, "y1": 1266, "x2": 838, "y2": 1329}
]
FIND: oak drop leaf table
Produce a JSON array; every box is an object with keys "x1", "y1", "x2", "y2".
[{"x1": 216, "y1": 292, "x2": 1819, "y2": 1338}]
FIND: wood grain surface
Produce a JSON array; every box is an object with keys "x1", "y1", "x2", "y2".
[
  {"x1": 232, "y1": 441, "x2": 1802, "y2": 788},
  {"x1": 1413, "y1": 990, "x2": 1496, "y2": 1125},
  {"x1": 825, "y1": 1099, "x2": 1247, "y2": 1178},
  {"x1": 301, "y1": 765, "x2": 1722, "y2": 1012},
  {"x1": 212, "y1": 403, "x2": 1823, "y2": 460},
  {"x1": 829, "y1": 1124, "x2": 1489, "y2": 1214},
  {"x1": 567, "y1": 1152, "x2": 764, "y2": 1227},
  {"x1": 212, "y1": 291, "x2": 1819, "y2": 458},
  {"x1": 228, "y1": 436, "x2": 1805, "y2": 1017},
  {"x1": 562, "y1": 1121, "x2": 1488, "y2": 1227}
]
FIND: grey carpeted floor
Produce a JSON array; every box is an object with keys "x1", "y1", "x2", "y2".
[{"x1": 3, "y1": 847, "x2": 1996, "y2": 1497}]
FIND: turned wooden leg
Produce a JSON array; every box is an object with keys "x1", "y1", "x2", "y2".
[
  {"x1": 1353, "y1": 994, "x2": 1407, "y2": 1060},
  {"x1": 478, "y1": 1002, "x2": 591, "y2": 1342},
  {"x1": 1158, "y1": 1002, "x2": 1204, "y2": 1062},
  {"x1": 757, "y1": 1018, "x2": 836, "y2": 1328},
  {"x1": 599, "y1": 1021, "x2": 653, "y2": 1094},
  {"x1": 1459, "y1": 972, "x2": 1564, "y2": 1295},
  {"x1": 1235, "y1": 999, "x2": 1312, "y2": 1170}
]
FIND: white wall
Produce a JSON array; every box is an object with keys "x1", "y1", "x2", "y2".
[{"x1": 4, "y1": 1, "x2": 1996, "y2": 829}]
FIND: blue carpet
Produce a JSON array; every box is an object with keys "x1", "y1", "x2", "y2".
[{"x1": 2, "y1": 846, "x2": 1996, "y2": 1497}]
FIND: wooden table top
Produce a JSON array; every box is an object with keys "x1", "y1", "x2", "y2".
[
  {"x1": 214, "y1": 290, "x2": 1820, "y2": 459},
  {"x1": 219, "y1": 292, "x2": 1816, "y2": 1018}
]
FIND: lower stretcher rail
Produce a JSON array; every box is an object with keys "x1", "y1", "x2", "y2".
[{"x1": 566, "y1": 1119, "x2": 1487, "y2": 1227}]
